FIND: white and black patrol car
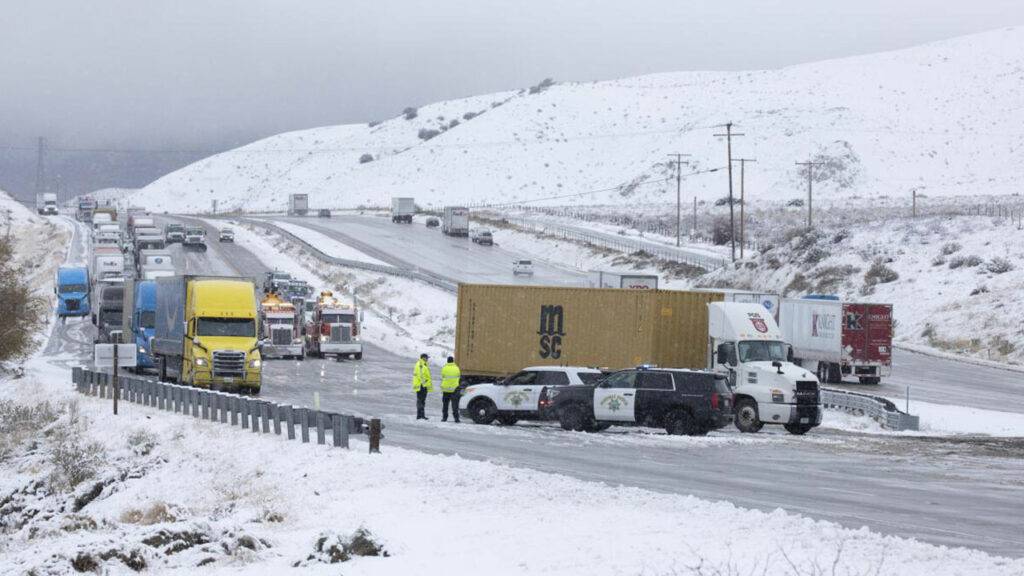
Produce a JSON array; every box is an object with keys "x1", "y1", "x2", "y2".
[
  {"x1": 460, "y1": 366, "x2": 605, "y2": 425},
  {"x1": 539, "y1": 366, "x2": 733, "y2": 435}
]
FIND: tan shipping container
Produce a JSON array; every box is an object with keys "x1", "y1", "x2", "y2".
[{"x1": 455, "y1": 284, "x2": 723, "y2": 378}]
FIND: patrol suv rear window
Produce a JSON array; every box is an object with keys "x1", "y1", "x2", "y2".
[
  {"x1": 578, "y1": 373, "x2": 603, "y2": 385},
  {"x1": 638, "y1": 372, "x2": 673, "y2": 390},
  {"x1": 538, "y1": 371, "x2": 570, "y2": 386}
]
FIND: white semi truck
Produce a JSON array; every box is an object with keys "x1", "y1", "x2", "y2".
[
  {"x1": 37, "y1": 193, "x2": 58, "y2": 215},
  {"x1": 391, "y1": 197, "x2": 415, "y2": 223},
  {"x1": 288, "y1": 193, "x2": 309, "y2": 216},
  {"x1": 442, "y1": 206, "x2": 470, "y2": 236}
]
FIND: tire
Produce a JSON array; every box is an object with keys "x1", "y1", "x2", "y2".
[
  {"x1": 784, "y1": 423, "x2": 813, "y2": 435},
  {"x1": 158, "y1": 357, "x2": 168, "y2": 382},
  {"x1": 827, "y1": 363, "x2": 842, "y2": 384},
  {"x1": 665, "y1": 409, "x2": 699, "y2": 436},
  {"x1": 734, "y1": 398, "x2": 763, "y2": 433},
  {"x1": 468, "y1": 398, "x2": 497, "y2": 425},
  {"x1": 859, "y1": 376, "x2": 880, "y2": 385},
  {"x1": 353, "y1": 352, "x2": 362, "y2": 360},
  {"x1": 815, "y1": 362, "x2": 829, "y2": 384},
  {"x1": 496, "y1": 414, "x2": 518, "y2": 426},
  {"x1": 558, "y1": 404, "x2": 591, "y2": 432}
]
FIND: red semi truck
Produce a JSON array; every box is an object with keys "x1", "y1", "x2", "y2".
[{"x1": 779, "y1": 297, "x2": 893, "y2": 384}]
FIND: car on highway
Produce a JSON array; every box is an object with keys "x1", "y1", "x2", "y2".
[
  {"x1": 425, "y1": 217, "x2": 440, "y2": 228},
  {"x1": 460, "y1": 366, "x2": 605, "y2": 426},
  {"x1": 471, "y1": 229, "x2": 494, "y2": 245},
  {"x1": 317, "y1": 209, "x2": 331, "y2": 218},
  {"x1": 219, "y1": 228, "x2": 235, "y2": 242},
  {"x1": 512, "y1": 259, "x2": 534, "y2": 275},
  {"x1": 183, "y1": 226, "x2": 207, "y2": 251},
  {"x1": 540, "y1": 366, "x2": 733, "y2": 435},
  {"x1": 164, "y1": 223, "x2": 186, "y2": 243}
]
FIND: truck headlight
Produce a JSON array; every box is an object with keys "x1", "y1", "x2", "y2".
[
  {"x1": 139, "y1": 346, "x2": 146, "y2": 354},
  {"x1": 320, "y1": 335, "x2": 328, "y2": 342},
  {"x1": 194, "y1": 358, "x2": 208, "y2": 367},
  {"x1": 292, "y1": 338, "x2": 303, "y2": 344},
  {"x1": 249, "y1": 359, "x2": 262, "y2": 369}
]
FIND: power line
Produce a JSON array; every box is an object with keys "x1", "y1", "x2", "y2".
[
  {"x1": 795, "y1": 157, "x2": 826, "y2": 228},
  {"x1": 732, "y1": 157, "x2": 756, "y2": 258},
  {"x1": 713, "y1": 122, "x2": 744, "y2": 262},
  {"x1": 668, "y1": 153, "x2": 691, "y2": 247}
]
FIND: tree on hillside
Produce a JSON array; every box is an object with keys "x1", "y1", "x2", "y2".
[{"x1": 0, "y1": 236, "x2": 46, "y2": 365}]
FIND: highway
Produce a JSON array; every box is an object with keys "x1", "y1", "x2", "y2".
[{"x1": 47, "y1": 215, "x2": 1024, "y2": 557}]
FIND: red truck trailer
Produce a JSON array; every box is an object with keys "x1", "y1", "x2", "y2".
[{"x1": 779, "y1": 297, "x2": 893, "y2": 384}]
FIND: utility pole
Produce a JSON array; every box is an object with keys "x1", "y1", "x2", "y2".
[
  {"x1": 795, "y1": 157, "x2": 824, "y2": 228},
  {"x1": 692, "y1": 197, "x2": 697, "y2": 238},
  {"x1": 34, "y1": 137, "x2": 47, "y2": 202},
  {"x1": 714, "y1": 123, "x2": 744, "y2": 261},
  {"x1": 668, "y1": 153, "x2": 691, "y2": 247},
  {"x1": 732, "y1": 158, "x2": 756, "y2": 258}
]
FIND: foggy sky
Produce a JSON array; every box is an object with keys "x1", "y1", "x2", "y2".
[{"x1": 2, "y1": 0, "x2": 1021, "y2": 201}]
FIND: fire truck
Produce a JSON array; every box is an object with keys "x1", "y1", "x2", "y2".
[
  {"x1": 304, "y1": 291, "x2": 363, "y2": 360},
  {"x1": 259, "y1": 293, "x2": 305, "y2": 360}
]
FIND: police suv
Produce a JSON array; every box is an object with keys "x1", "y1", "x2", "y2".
[
  {"x1": 460, "y1": 366, "x2": 605, "y2": 425},
  {"x1": 539, "y1": 366, "x2": 733, "y2": 435}
]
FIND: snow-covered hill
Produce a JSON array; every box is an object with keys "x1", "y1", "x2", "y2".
[{"x1": 131, "y1": 27, "x2": 1024, "y2": 213}]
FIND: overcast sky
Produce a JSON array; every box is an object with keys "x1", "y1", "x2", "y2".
[{"x1": 1, "y1": 0, "x2": 1022, "y2": 199}]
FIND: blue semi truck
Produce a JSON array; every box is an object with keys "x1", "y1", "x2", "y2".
[
  {"x1": 56, "y1": 266, "x2": 90, "y2": 317},
  {"x1": 131, "y1": 280, "x2": 158, "y2": 371}
]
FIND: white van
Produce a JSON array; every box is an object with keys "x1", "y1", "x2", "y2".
[{"x1": 512, "y1": 259, "x2": 534, "y2": 275}]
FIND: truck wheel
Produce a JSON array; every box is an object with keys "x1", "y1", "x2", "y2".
[
  {"x1": 468, "y1": 399, "x2": 497, "y2": 425},
  {"x1": 827, "y1": 363, "x2": 842, "y2": 384},
  {"x1": 734, "y1": 399, "x2": 763, "y2": 433},
  {"x1": 784, "y1": 423, "x2": 813, "y2": 435},
  {"x1": 665, "y1": 409, "x2": 698, "y2": 436},
  {"x1": 858, "y1": 376, "x2": 880, "y2": 385},
  {"x1": 558, "y1": 405, "x2": 590, "y2": 432},
  {"x1": 353, "y1": 352, "x2": 362, "y2": 360},
  {"x1": 496, "y1": 414, "x2": 518, "y2": 426}
]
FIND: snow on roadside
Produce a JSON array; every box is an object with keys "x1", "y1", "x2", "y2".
[
  {"x1": 819, "y1": 403, "x2": 1024, "y2": 437},
  {"x1": 3, "y1": 356, "x2": 1023, "y2": 575},
  {"x1": 204, "y1": 218, "x2": 454, "y2": 359},
  {"x1": 267, "y1": 220, "x2": 388, "y2": 266}
]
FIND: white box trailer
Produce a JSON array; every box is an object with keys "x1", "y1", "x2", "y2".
[
  {"x1": 288, "y1": 193, "x2": 309, "y2": 216},
  {"x1": 694, "y1": 288, "x2": 780, "y2": 321},
  {"x1": 391, "y1": 197, "x2": 415, "y2": 223},
  {"x1": 442, "y1": 206, "x2": 469, "y2": 236},
  {"x1": 587, "y1": 271, "x2": 659, "y2": 289}
]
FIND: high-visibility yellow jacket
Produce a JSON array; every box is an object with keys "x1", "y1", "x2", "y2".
[
  {"x1": 440, "y1": 362, "x2": 461, "y2": 392},
  {"x1": 412, "y1": 359, "x2": 433, "y2": 392}
]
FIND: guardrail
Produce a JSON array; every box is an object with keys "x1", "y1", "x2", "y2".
[
  {"x1": 238, "y1": 218, "x2": 459, "y2": 294},
  {"x1": 820, "y1": 387, "x2": 919, "y2": 431},
  {"x1": 71, "y1": 367, "x2": 382, "y2": 451},
  {"x1": 506, "y1": 216, "x2": 729, "y2": 271}
]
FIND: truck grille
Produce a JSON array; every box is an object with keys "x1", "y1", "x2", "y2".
[
  {"x1": 212, "y1": 350, "x2": 245, "y2": 378},
  {"x1": 66, "y1": 299, "x2": 80, "y2": 311},
  {"x1": 795, "y1": 380, "x2": 820, "y2": 405},
  {"x1": 271, "y1": 328, "x2": 292, "y2": 345},
  {"x1": 330, "y1": 324, "x2": 351, "y2": 343}
]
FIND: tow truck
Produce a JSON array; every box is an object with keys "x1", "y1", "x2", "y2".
[
  {"x1": 304, "y1": 291, "x2": 363, "y2": 360},
  {"x1": 259, "y1": 293, "x2": 305, "y2": 360}
]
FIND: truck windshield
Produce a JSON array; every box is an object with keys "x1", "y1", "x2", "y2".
[
  {"x1": 266, "y1": 317, "x2": 293, "y2": 326},
  {"x1": 321, "y1": 313, "x2": 355, "y2": 324},
  {"x1": 59, "y1": 283, "x2": 87, "y2": 293},
  {"x1": 197, "y1": 318, "x2": 255, "y2": 337},
  {"x1": 139, "y1": 311, "x2": 156, "y2": 329},
  {"x1": 738, "y1": 341, "x2": 788, "y2": 363}
]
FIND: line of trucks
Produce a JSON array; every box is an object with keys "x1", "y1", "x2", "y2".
[
  {"x1": 57, "y1": 206, "x2": 362, "y2": 394},
  {"x1": 390, "y1": 197, "x2": 473, "y2": 237},
  {"x1": 451, "y1": 284, "x2": 892, "y2": 435}
]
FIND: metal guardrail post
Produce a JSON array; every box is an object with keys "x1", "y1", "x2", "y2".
[
  {"x1": 316, "y1": 411, "x2": 326, "y2": 445},
  {"x1": 231, "y1": 396, "x2": 239, "y2": 426},
  {"x1": 191, "y1": 390, "x2": 200, "y2": 418},
  {"x1": 299, "y1": 408, "x2": 310, "y2": 443},
  {"x1": 261, "y1": 403, "x2": 271, "y2": 434},
  {"x1": 284, "y1": 406, "x2": 296, "y2": 440},
  {"x1": 331, "y1": 414, "x2": 343, "y2": 448},
  {"x1": 241, "y1": 398, "x2": 251, "y2": 429},
  {"x1": 369, "y1": 418, "x2": 381, "y2": 454},
  {"x1": 271, "y1": 405, "x2": 282, "y2": 435}
]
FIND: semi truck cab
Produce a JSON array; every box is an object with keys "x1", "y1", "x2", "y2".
[
  {"x1": 707, "y1": 302, "x2": 821, "y2": 435},
  {"x1": 56, "y1": 266, "x2": 90, "y2": 317},
  {"x1": 132, "y1": 280, "x2": 157, "y2": 371}
]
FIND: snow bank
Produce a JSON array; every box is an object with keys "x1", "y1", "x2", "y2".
[
  {"x1": 268, "y1": 220, "x2": 387, "y2": 265},
  {"x1": 2, "y1": 354, "x2": 1023, "y2": 575}
]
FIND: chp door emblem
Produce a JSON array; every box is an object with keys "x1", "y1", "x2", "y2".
[
  {"x1": 505, "y1": 390, "x2": 530, "y2": 407},
  {"x1": 600, "y1": 395, "x2": 628, "y2": 412}
]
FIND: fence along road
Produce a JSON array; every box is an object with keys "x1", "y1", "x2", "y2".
[{"x1": 153, "y1": 214, "x2": 1024, "y2": 556}]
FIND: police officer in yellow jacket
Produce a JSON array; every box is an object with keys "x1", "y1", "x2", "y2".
[
  {"x1": 412, "y1": 353, "x2": 433, "y2": 420},
  {"x1": 440, "y1": 356, "x2": 462, "y2": 423}
]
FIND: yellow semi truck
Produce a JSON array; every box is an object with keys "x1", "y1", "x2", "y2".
[{"x1": 151, "y1": 275, "x2": 263, "y2": 393}]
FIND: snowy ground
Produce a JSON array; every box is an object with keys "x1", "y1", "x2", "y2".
[
  {"x1": 269, "y1": 220, "x2": 387, "y2": 266},
  {"x1": 3, "y1": 355, "x2": 1024, "y2": 575}
]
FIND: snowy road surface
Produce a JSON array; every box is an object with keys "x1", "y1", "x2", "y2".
[
  {"x1": 49, "y1": 216, "x2": 1024, "y2": 557},
  {"x1": 265, "y1": 214, "x2": 588, "y2": 287}
]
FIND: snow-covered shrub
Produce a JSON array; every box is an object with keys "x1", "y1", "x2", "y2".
[
  {"x1": 970, "y1": 285, "x2": 989, "y2": 296},
  {"x1": 528, "y1": 77, "x2": 555, "y2": 94},
  {"x1": 358, "y1": 153, "x2": 374, "y2": 164},
  {"x1": 0, "y1": 400, "x2": 61, "y2": 461},
  {"x1": 367, "y1": 120, "x2": 381, "y2": 128},
  {"x1": 931, "y1": 255, "x2": 946, "y2": 267},
  {"x1": 120, "y1": 501, "x2": 178, "y2": 525},
  {"x1": 297, "y1": 528, "x2": 388, "y2": 566},
  {"x1": 418, "y1": 128, "x2": 441, "y2": 141},
  {"x1": 462, "y1": 111, "x2": 479, "y2": 121},
  {"x1": 49, "y1": 422, "x2": 106, "y2": 490},
  {"x1": 863, "y1": 261, "x2": 899, "y2": 286},
  {"x1": 0, "y1": 236, "x2": 48, "y2": 363},
  {"x1": 126, "y1": 428, "x2": 158, "y2": 456},
  {"x1": 948, "y1": 254, "x2": 983, "y2": 269},
  {"x1": 940, "y1": 242, "x2": 961, "y2": 255},
  {"x1": 812, "y1": 265, "x2": 859, "y2": 293},
  {"x1": 985, "y1": 256, "x2": 1014, "y2": 274},
  {"x1": 785, "y1": 273, "x2": 811, "y2": 295},
  {"x1": 448, "y1": 119, "x2": 460, "y2": 129},
  {"x1": 711, "y1": 216, "x2": 733, "y2": 245},
  {"x1": 786, "y1": 198, "x2": 804, "y2": 207},
  {"x1": 402, "y1": 107, "x2": 418, "y2": 120}
]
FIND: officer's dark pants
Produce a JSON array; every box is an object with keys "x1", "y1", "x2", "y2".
[
  {"x1": 442, "y1": 391, "x2": 461, "y2": 422},
  {"x1": 416, "y1": 389, "x2": 428, "y2": 419}
]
